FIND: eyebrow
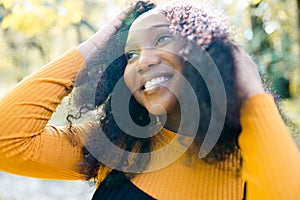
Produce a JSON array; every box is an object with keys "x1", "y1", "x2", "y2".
[
  {"x1": 125, "y1": 24, "x2": 170, "y2": 49},
  {"x1": 150, "y1": 24, "x2": 170, "y2": 28}
]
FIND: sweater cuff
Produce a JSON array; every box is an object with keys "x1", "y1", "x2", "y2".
[{"x1": 241, "y1": 93, "x2": 275, "y2": 113}]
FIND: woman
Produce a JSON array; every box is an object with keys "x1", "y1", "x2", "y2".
[{"x1": 0, "y1": 1, "x2": 299, "y2": 199}]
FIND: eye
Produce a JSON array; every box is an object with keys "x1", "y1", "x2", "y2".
[
  {"x1": 126, "y1": 51, "x2": 139, "y2": 61},
  {"x1": 156, "y1": 35, "x2": 172, "y2": 46}
]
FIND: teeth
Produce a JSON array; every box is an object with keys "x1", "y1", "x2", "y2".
[{"x1": 144, "y1": 76, "x2": 170, "y2": 91}]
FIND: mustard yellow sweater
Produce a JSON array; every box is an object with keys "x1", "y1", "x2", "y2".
[{"x1": 0, "y1": 49, "x2": 300, "y2": 199}]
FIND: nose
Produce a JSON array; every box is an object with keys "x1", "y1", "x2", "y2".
[{"x1": 137, "y1": 48, "x2": 161, "y2": 73}]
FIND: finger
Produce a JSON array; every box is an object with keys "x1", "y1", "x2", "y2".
[
  {"x1": 97, "y1": 4, "x2": 135, "y2": 39},
  {"x1": 233, "y1": 46, "x2": 257, "y2": 71},
  {"x1": 236, "y1": 47, "x2": 261, "y2": 79},
  {"x1": 232, "y1": 45, "x2": 265, "y2": 101},
  {"x1": 114, "y1": 4, "x2": 136, "y2": 22},
  {"x1": 107, "y1": 4, "x2": 135, "y2": 32}
]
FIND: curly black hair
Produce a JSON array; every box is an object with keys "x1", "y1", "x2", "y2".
[
  {"x1": 69, "y1": 1, "x2": 245, "y2": 184},
  {"x1": 76, "y1": 1, "x2": 157, "y2": 182}
]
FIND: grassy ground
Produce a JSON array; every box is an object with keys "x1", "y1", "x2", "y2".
[{"x1": 0, "y1": 173, "x2": 94, "y2": 200}]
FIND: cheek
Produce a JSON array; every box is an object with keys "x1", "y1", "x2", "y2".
[
  {"x1": 124, "y1": 66, "x2": 146, "y2": 107},
  {"x1": 123, "y1": 67, "x2": 135, "y2": 92}
]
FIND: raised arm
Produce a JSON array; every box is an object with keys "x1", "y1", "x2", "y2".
[
  {"x1": 0, "y1": 50, "x2": 86, "y2": 179},
  {"x1": 0, "y1": 5, "x2": 133, "y2": 180},
  {"x1": 233, "y1": 46, "x2": 300, "y2": 199}
]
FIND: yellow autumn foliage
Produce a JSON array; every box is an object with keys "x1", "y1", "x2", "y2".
[
  {"x1": 2, "y1": 8, "x2": 55, "y2": 37},
  {"x1": 1, "y1": 0, "x2": 83, "y2": 37}
]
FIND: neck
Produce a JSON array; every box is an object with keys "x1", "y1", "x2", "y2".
[
  {"x1": 162, "y1": 103, "x2": 204, "y2": 153},
  {"x1": 164, "y1": 103, "x2": 181, "y2": 132}
]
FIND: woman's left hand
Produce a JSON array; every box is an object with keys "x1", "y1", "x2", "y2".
[{"x1": 232, "y1": 46, "x2": 265, "y2": 103}]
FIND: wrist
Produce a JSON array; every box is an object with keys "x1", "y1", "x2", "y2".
[
  {"x1": 241, "y1": 88, "x2": 266, "y2": 104},
  {"x1": 76, "y1": 40, "x2": 97, "y2": 62}
]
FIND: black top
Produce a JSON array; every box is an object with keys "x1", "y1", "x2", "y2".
[
  {"x1": 92, "y1": 170, "x2": 247, "y2": 200},
  {"x1": 92, "y1": 170, "x2": 156, "y2": 200}
]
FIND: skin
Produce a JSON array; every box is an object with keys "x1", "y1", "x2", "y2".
[
  {"x1": 123, "y1": 10, "x2": 186, "y2": 131},
  {"x1": 76, "y1": 5, "x2": 134, "y2": 61},
  {"x1": 232, "y1": 46, "x2": 265, "y2": 101}
]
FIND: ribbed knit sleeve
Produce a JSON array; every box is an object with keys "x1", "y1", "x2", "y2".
[
  {"x1": 0, "y1": 49, "x2": 87, "y2": 180},
  {"x1": 238, "y1": 94, "x2": 300, "y2": 199}
]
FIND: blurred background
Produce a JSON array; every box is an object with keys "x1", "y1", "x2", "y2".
[{"x1": 0, "y1": 0, "x2": 299, "y2": 199}]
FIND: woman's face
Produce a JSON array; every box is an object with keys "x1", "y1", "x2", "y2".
[{"x1": 124, "y1": 10, "x2": 185, "y2": 115}]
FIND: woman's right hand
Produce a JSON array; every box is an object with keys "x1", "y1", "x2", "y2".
[{"x1": 76, "y1": 5, "x2": 134, "y2": 62}]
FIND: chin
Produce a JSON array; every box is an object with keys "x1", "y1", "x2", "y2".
[
  {"x1": 146, "y1": 100, "x2": 178, "y2": 116},
  {"x1": 134, "y1": 88, "x2": 179, "y2": 115},
  {"x1": 147, "y1": 104, "x2": 167, "y2": 115}
]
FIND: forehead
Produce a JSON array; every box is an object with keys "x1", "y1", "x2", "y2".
[
  {"x1": 129, "y1": 9, "x2": 169, "y2": 31},
  {"x1": 126, "y1": 9, "x2": 170, "y2": 46}
]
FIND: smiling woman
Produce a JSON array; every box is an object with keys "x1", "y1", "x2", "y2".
[
  {"x1": 124, "y1": 11, "x2": 186, "y2": 116},
  {"x1": 0, "y1": 1, "x2": 300, "y2": 200}
]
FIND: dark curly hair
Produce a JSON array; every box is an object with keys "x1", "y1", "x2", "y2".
[
  {"x1": 74, "y1": 1, "x2": 157, "y2": 183},
  {"x1": 68, "y1": 1, "x2": 245, "y2": 184}
]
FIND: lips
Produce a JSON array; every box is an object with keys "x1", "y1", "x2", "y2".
[{"x1": 140, "y1": 73, "x2": 173, "y2": 95}]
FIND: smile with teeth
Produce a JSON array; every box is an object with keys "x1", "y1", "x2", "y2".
[{"x1": 142, "y1": 76, "x2": 172, "y2": 94}]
